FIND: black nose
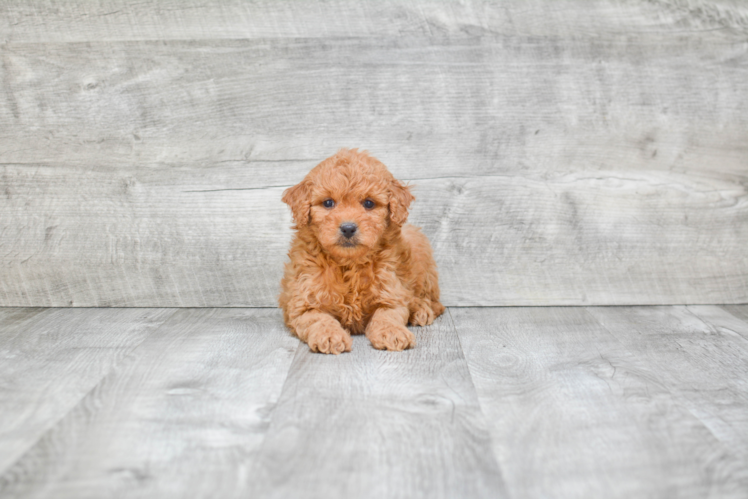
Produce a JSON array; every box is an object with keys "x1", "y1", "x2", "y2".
[{"x1": 339, "y1": 222, "x2": 358, "y2": 239}]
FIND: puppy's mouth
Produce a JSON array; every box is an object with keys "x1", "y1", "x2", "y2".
[{"x1": 337, "y1": 239, "x2": 360, "y2": 248}]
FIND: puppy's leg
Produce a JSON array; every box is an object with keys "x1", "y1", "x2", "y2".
[
  {"x1": 401, "y1": 224, "x2": 444, "y2": 326},
  {"x1": 293, "y1": 310, "x2": 352, "y2": 355},
  {"x1": 366, "y1": 306, "x2": 415, "y2": 351}
]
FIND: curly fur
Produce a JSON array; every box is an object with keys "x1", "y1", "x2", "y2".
[{"x1": 279, "y1": 148, "x2": 444, "y2": 354}]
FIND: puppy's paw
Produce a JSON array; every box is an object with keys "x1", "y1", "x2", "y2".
[
  {"x1": 431, "y1": 300, "x2": 445, "y2": 317},
  {"x1": 409, "y1": 305, "x2": 436, "y2": 327},
  {"x1": 367, "y1": 323, "x2": 416, "y2": 351},
  {"x1": 307, "y1": 323, "x2": 352, "y2": 355}
]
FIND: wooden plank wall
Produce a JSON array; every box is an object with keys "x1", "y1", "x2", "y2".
[{"x1": 1, "y1": 0, "x2": 746, "y2": 307}]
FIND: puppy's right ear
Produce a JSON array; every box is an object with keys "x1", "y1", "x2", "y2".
[{"x1": 282, "y1": 180, "x2": 312, "y2": 228}]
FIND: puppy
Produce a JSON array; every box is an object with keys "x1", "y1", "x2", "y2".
[{"x1": 279, "y1": 148, "x2": 444, "y2": 354}]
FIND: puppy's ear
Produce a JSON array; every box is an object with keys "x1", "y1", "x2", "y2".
[
  {"x1": 388, "y1": 179, "x2": 415, "y2": 226},
  {"x1": 282, "y1": 180, "x2": 312, "y2": 228}
]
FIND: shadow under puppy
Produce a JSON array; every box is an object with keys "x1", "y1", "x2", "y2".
[{"x1": 279, "y1": 148, "x2": 444, "y2": 354}]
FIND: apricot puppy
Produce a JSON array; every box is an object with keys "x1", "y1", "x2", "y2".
[{"x1": 279, "y1": 148, "x2": 444, "y2": 354}]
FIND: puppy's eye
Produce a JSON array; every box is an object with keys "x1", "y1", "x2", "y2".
[
  {"x1": 323, "y1": 199, "x2": 335, "y2": 208},
  {"x1": 362, "y1": 199, "x2": 375, "y2": 210}
]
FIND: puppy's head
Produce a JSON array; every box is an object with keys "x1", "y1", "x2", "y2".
[{"x1": 282, "y1": 148, "x2": 414, "y2": 259}]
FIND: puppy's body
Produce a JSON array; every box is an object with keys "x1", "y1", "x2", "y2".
[{"x1": 279, "y1": 149, "x2": 444, "y2": 354}]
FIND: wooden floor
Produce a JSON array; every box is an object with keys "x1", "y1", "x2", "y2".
[{"x1": 1, "y1": 305, "x2": 747, "y2": 498}]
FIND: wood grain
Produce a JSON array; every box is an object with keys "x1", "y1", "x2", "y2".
[
  {"x1": 0, "y1": 307, "x2": 175, "y2": 474},
  {"x1": 0, "y1": 307, "x2": 47, "y2": 331},
  {"x1": 2, "y1": 164, "x2": 745, "y2": 307},
  {"x1": 0, "y1": 308, "x2": 299, "y2": 498},
  {"x1": 452, "y1": 306, "x2": 748, "y2": 497},
  {"x1": 1, "y1": 305, "x2": 747, "y2": 497},
  {"x1": 2, "y1": 32, "x2": 746, "y2": 172},
  {"x1": 691, "y1": 304, "x2": 748, "y2": 343},
  {"x1": 722, "y1": 304, "x2": 748, "y2": 330},
  {"x1": 1, "y1": 163, "x2": 291, "y2": 307},
  {"x1": 247, "y1": 312, "x2": 507, "y2": 498},
  {"x1": 1, "y1": 1, "x2": 747, "y2": 307},
  {"x1": 587, "y1": 305, "x2": 748, "y2": 496},
  {"x1": 3, "y1": 0, "x2": 746, "y2": 43}
]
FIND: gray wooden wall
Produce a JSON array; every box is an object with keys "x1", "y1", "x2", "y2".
[{"x1": 1, "y1": 0, "x2": 747, "y2": 307}]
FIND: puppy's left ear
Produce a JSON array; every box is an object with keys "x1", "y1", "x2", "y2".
[
  {"x1": 388, "y1": 179, "x2": 415, "y2": 226},
  {"x1": 282, "y1": 180, "x2": 312, "y2": 228}
]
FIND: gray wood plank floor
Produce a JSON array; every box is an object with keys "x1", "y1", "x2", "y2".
[{"x1": 1, "y1": 305, "x2": 747, "y2": 498}]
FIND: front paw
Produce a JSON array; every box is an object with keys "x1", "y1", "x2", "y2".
[
  {"x1": 409, "y1": 305, "x2": 435, "y2": 326},
  {"x1": 367, "y1": 323, "x2": 416, "y2": 351},
  {"x1": 306, "y1": 322, "x2": 352, "y2": 355}
]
